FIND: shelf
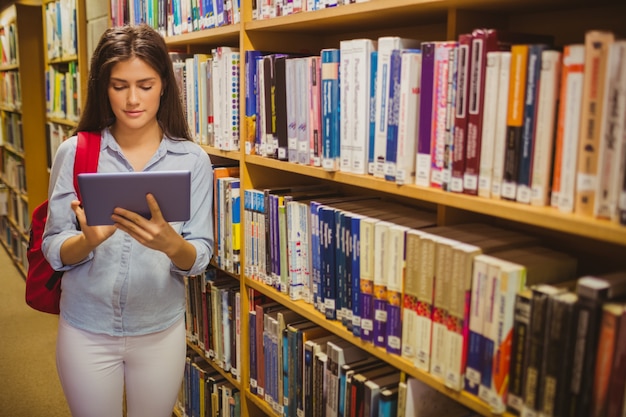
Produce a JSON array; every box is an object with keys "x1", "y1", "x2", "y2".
[
  {"x1": 244, "y1": 155, "x2": 626, "y2": 247},
  {"x1": 47, "y1": 116, "x2": 78, "y2": 127},
  {"x1": 201, "y1": 146, "x2": 242, "y2": 162},
  {"x1": 165, "y1": 24, "x2": 241, "y2": 48},
  {"x1": 186, "y1": 341, "x2": 242, "y2": 390}
]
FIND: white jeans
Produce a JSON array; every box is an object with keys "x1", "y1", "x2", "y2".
[{"x1": 56, "y1": 316, "x2": 186, "y2": 417}]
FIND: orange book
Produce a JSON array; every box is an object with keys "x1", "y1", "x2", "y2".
[{"x1": 575, "y1": 30, "x2": 615, "y2": 216}]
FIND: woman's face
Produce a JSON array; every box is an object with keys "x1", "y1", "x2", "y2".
[{"x1": 108, "y1": 57, "x2": 162, "y2": 132}]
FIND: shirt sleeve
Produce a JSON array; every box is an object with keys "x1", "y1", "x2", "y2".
[
  {"x1": 42, "y1": 136, "x2": 94, "y2": 271},
  {"x1": 170, "y1": 148, "x2": 214, "y2": 276}
]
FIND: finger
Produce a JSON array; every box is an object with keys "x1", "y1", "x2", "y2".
[{"x1": 146, "y1": 193, "x2": 163, "y2": 220}]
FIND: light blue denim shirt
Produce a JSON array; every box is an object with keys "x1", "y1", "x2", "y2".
[{"x1": 42, "y1": 128, "x2": 214, "y2": 336}]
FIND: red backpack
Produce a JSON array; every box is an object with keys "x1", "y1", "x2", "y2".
[{"x1": 25, "y1": 131, "x2": 101, "y2": 314}]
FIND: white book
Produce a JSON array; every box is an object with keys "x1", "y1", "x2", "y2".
[
  {"x1": 530, "y1": 50, "x2": 562, "y2": 206},
  {"x1": 373, "y1": 37, "x2": 421, "y2": 178},
  {"x1": 558, "y1": 45, "x2": 585, "y2": 213},
  {"x1": 286, "y1": 57, "x2": 299, "y2": 163},
  {"x1": 394, "y1": 50, "x2": 422, "y2": 185},
  {"x1": 339, "y1": 39, "x2": 355, "y2": 173},
  {"x1": 490, "y1": 51, "x2": 512, "y2": 199},
  {"x1": 478, "y1": 51, "x2": 503, "y2": 198},
  {"x1": 594, "y1": 41, "x2": 626, "y2": 219},
  {"x1": 385, "y1": 224, "x2": 409, "y2": 354},
  {"x1": 185, "y1": 57, "x2": 197, "y2": 142},
  {"x1": 414, "y1": 232, "x2": 438, "y2": 372},
  {"x1": 297, "y1": 57, "x2": 311, "y2": 165},
  {"x1": 351, "y1": 38, "x2": 377, "y2": 175}
]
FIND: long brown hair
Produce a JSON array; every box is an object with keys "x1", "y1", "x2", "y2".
[{"x1": 75, "y1": 24, "x2": 191, "y2": 141}]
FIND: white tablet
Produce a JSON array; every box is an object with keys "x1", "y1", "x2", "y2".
[{"x1": 77, "y1": 170, "x2": 191, "y2": 226}]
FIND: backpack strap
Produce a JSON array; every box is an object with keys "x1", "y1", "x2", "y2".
[{"x1": 73, "y1": 131, "x2": 101, "y2": 203}]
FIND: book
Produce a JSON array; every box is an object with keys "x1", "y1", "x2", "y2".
[
  {"x1": 594, "y1": 41, "x2": 626, "y2": 220},
  {"x1": 403, "y1": 376, "x2": 472, "y2": 416},
  {"x1": 515, "y1": 43, "x2": 548, "y2": 204},
  {"x1": 372, "y1": 36, "x2": 421, "y2": 179},
  {"x1": 507, "y1": 288, "x2": 533, "y2": 414},
  {"x1": 378, "y1": 386, "x2": 399, "y2": 417},
  {"x1": 450, "y1": 33, "x2": 472, "y2": 193},
  {"x1": 501, "y1": 44, "x2": 529, "y2": 201},
  {"x1": 326, "y1": 339, "x2": 369, "y2": 417},
  {"x1": 591, "y1": 302, "x2": 626, "y2": 417},
  {"x1": 529, "y1": 50, "x2": 561, "y2": 207},
  {"x1": 363, "y1": 371, "x2": 401, "y2": 417},
  {"x1": 351, "y1": 39, "x2": 377, "y2": 174},
  {"x1": 490, "y1": 51, "x2": 512, "y2": 199},
  {"x1": 321, "y1": 48, "x2": 341, "y2": 171},
  {"x1": 606, "y1": 301, "x2": 626, "y2": 417},
  {"x1": 575, "y1": 30, "x2": 615, "y2": 217},
  {"x1": 555, "y1": 44, "x2": 586, "y2": 213},
  {"x1": 341, "y1": 356, "x2": 383, "y2": 417},
  {"x1": 415, "y1": 41, "x2": 436, "y2": 187}
]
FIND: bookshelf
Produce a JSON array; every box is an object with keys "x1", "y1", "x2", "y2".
[
  {"x1": 41, "y1": 0, "x2": 89, "y2": 171},
  {"x1": 0, "y1": 2, "x2": 47, "y2": 275},
  {"x1": 113, "y1": 1, "x2": 626, "y2": 416}
]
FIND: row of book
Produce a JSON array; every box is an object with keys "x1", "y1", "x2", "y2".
[
  {"x1": 253, "y1": 0, "x2": 370, "y2": 21},
  {"x1": 243, "y1": 29, "x2": 626, "y2": 225},
  {"x1": 231, "y1": 184, "x2": 626, "y2": 416},
  {"x1": 1, "y1": 71, "x2": 21, "y2": 111},
  {"x1": 0, "y1": 215, "x2": 28, "y2": 269},
  {"x1": 179, "y1": 350, "x2": 241, "y2": 417},
  {"x1": 0, "y1": 21, "x2": 17, "y2": 66},
  {"x1": 170, "y1": 48, "x2": 240, "y2": 151},
  {"x1": 44, "y1": 0, "x2": 78, "y2": 60},
  {"x1": 110, "y1": 0, "x2": 241, "y2": 38},
  {"x1": 184, "y1": 267, "x2": 242, "y2": 383},
  {"x1": 45, "y1": 61, "x2": 81, "y2": 122},
  {"x1": 1, "y1": 112, "x2": 24, "y2": 153},
  {"x1": 248, "y1": 293, "x2": 478, "y2": 417}
]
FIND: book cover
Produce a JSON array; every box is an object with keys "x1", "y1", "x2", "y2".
[
  {"x1": 490, "y1": 51, "x2": 512, "y2": 199},
  {"x1": 373, "y1": 37, "x2": 421, "y2": 179},
  {"x1": 477, "y1": 51, "x2": 503, "y2": 198},
  {"x1": 451, "y1": 33, "x2": 472, "y2": 193},
  {"x1": 554, "y1": 44, "x2": 585, "y2": 212},
  {"x1": 515, "y1": 44, "x2": 547, "y2": 204},
  {"x1": 594, "y1": 41, "x2": 626, "y2": 220},
  {"x1": 286, "y1": 57, "x2": 299, "y2": 163},
  {"x1": 308, "y1": 56, "x2": 323, "y2": 167},
  {"x1": 575, "y1": 30, "x2": 615, "y2": 216},
  {"x1": 385, "y1": 224, "x2": 409, "y2": 355},
  {"x1": 383, "y1": 48, "x2": 404, "y2": 182},
  {"x1": 501, "y1": 44, "x2": 529, "y2": 201},
  {"x1": 321, "y1": 48, "x2": 341, "y2": 172},
  {"x1": 415, "y1": 41, "x2": 436, "y2": 187},
  {"x1": 368, "y1": 50, "x2": 379, "y2": 175},
  {"x1": 507, "y1": 288, "x2": 532, "y2": 414},
  {"x1": 325, "y1": 339, "x2": 369, "y2": 417},
  {"x1": 606, "y1": 301, "x2": 626, "y2": 417},
  {"x1": 351, "y1": 39, "x2": 377, "y2": 175},
  {"x1": 529, "y1": 50, "x2": 562, "y2": 207},
  {"x1": 394, "y1": 49, "x2": 422, "y2": 185},
  {"x1": 339, "y1": 39, "x2": 355, "y2": 173}
]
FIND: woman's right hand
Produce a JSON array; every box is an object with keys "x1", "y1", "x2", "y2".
[{"x1": 71, "y1": 200, "x2": 116, "y2": 247}]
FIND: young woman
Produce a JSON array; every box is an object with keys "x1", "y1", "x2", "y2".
[{"x1": 42, "y1": 24, "x2": 213, "y2": 417}]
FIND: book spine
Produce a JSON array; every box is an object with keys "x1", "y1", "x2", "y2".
[
  {"x1": 430, "y1": 42, "x2": 453, "y2": 189},
  {"x1": 367, "y1": 51, "x2": 378, "y2": 175},
  {"x1": 501, "y1": 44, "x2": 529, "y2": 201},
  {"x1": 415, "y1": 42, "x2": 436, "y2": 187},
  {"x1": 373, "y1": 221, "x2": 392, "y2": 348},
  {"x1": 321, "y1": 206, "x2": 337, "y2": 320},
  {"x1": 606, "y1": 306, "x2": 626, "y2": 417},
  {"x1": 359, "y1": 217, "x2": 376, "y2": 343},
  {"x1": 321, "y1": 48, "x2": 341, "y2": 171},
  {"x1": 490, "y1": 51, "x2": 512, "y2": 199},
  {"x1": 385, "y1": 225, "x2": 407, "y2": 355},
  {"x1": 594, "y1": 42, "x2": 626, "y2": 220},
  {"x1": 590, "y1": 304, "x2": 621, "y2": 417},
  {"x1": 351, "y1": 215, "x2": 363, "y2": 337},
  {"x1": 477, "y1": 51, "x2": 502, "y2": 198},
  {"x1": 383, "y1": 49, "x2": 403, "y2": 182},
  {"x1": 557, "y1": 45, "x2": 586, "y2": 213},
  {"x1": 507, "y1": 289, "x2": 532, "y2": 414},
  {"x1": 352, "y1": 39, "x2": 375, "y2": 174},
  {"x1": 286, "y1": 57, "x2": 298, "y2": 163},
  {"x1": 275, "y1": 55, "x2": 289, "y2": 159},
  {"x1": 401, "y1": 230, "x2": 422, "y2": 362},
  {"x1": 451, "y1": 34, "x2": 472, "y2": 193},
  {"x1": 395, "y1": 50, "x2": 422, "y2": 185},
  {"x1": 415, "y1": 234, "x2": 436, "y2": 372},
  {"x1": 464, "y1": 254, "x2": 489, "y2": 395},
  {"x1": 339, "y1": 39, "x2": 354, "y2": 173},
  {"x1": 530, "y1": 50, "x2": 562, "y2": 207},
  {"x1": 309, "y1": 56, "x2": 323, "y2": 167},
  {"x1": 335, "y1": 210, "x2": 347, "y2": 326},
  {"x1": 575, "y1": 30, "x2": 615, "y2": 216},
  {"x1": 516, "y1": 44, "x2": 546, "y2": 204}
]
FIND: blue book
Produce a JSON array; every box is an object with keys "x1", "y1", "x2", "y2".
[
  {"x1": 377, "y1": 386, "x2": 399, "y2": 417},
  {"x1": 343, "y1": 211, "x2": 354, "y2": 330},
  {"x1": 245, "y1": 50, "x2": 263, "y2": 153},
  {"x1": 384, "y1": 49, "x2": 403, "y2": 182},
  {"x1": 335, "y1": 209, "x2": 347, "y2": 326},
  {"x1": 249, "y1": 310, "x2": 258, "y2": 395},
  {"x1": 320, "y1": 205, "x2": 337, "y2": 320},
  {"x1": 368, "y1": 51, "x2": 379, "y2": 174},
  {"x1": 321, "y1": 48, "x2": 341, "y2": 171},
  {"x1": 282, "y1": 327, "x2": 290, "y2": 417},
  {"x1": 310, "y1": 201, "x2": 324, "y2": 312},
  {"x1": 517, "y1": 44, "x2": 548, "y2": 203},
  {"x1": 351, "y1": 214, "x2": 363, "y2": 337}
]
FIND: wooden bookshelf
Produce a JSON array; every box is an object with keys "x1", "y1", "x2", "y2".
[
  {"x1": 109, "y1": 1, "x2": 626, "y2": 416},
  {"x1": 0, "y1": 2, "x2": 47, "y2": 274}
]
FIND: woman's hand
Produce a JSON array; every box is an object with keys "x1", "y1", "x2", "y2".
[
  {"x1": 71, "y1": 200, "x2": 116, "y2": 246},
  {"x1": 111, "y1": 193, "x2": 196, "y2": 270}
]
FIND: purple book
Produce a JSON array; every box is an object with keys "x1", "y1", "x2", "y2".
[{"x1": 415, "y1": 42, "x2": 436, "y2": 187}]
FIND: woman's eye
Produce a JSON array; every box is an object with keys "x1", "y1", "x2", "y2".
[
  {"x1": 112, "y1": 85, "x2": 126, "y2": 91},
  {"x1": 140, "y1": 86, "x2": 153, "y2": 91}
]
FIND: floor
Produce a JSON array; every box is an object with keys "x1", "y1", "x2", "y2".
[{"x1": 0, "y1": 245, "x2": 71, "y2": 416}]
